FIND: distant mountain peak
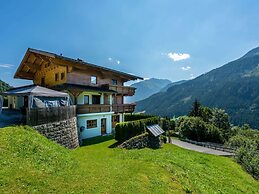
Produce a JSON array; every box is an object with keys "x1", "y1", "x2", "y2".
[
  {"x1": 125, "y1": 78, "x2": 172, "y2": 103},
  {"x1": 242, "y1": 47, "x2": 259, "y2": 58}
]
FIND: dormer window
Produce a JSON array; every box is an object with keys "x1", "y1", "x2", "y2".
[
  {"x1": 91, "y1": 76, "x2": 97, "y2": 84},
  {"x1": 112, "y1": 79, "x2": 118, "y2": 85}
]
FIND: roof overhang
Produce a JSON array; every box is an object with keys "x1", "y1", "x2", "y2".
[{"x1": 14, "y1": 48, "x2": 143, "y2": 82}]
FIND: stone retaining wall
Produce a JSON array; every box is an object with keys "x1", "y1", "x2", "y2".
[
  {"x1": 33, "y1": 117, "x2": 79, "y2": 149},
  {"x1": 119, "y1": 132, "x2": 162, "y2": 149}
]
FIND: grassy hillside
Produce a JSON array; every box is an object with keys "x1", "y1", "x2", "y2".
[{"x1": 1, "y1": 126, "x2": 258, "y2": 193}]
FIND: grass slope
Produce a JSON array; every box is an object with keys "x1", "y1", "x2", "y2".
[{"x1": 1, "y1": 126, "x2": 258, "y2": 193}]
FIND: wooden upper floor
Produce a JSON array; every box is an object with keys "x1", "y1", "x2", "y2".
[{"x1": 14, "y1": 48, "x2": 142, "y2": 96}]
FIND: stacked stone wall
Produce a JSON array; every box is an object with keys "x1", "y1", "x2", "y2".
[
  {"x1": 33, "y1": 117, "x2": 79, "y2": 149},
  {"x1": 119, "y1": 132, "x2": 161, "y2": 149}
]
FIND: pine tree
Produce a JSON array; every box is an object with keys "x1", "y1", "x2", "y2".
[{"x1": 188, "y1": 99, "x2": 202, "y2": 117}]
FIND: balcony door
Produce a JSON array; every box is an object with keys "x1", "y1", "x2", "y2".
[
  {"x1": 92, "y1": 95, "x2": 101, "y2": 104},
  {"x1": 101, "y1": 118, "x2": 107, "y2": 135}
]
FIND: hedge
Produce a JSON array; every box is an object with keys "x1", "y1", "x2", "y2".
[
  {"x1": 115, "y1": 116, "x2": 159, "y2": 143},
  {"x1": 124, "y1": 114, "x2": 154, "y2": 122}
]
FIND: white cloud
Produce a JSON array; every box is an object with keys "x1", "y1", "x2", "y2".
[
  {"x1": 144, "y1": 78, "x2": 150, "y2": 80},
  {"x1": 181, "y1": 66, "x2": 191, "y2": 71},
  {"x1": 108, "y1": 57, "x2": 121, "y2": 65},
  {"x1": 168, "y1": 52, "x2": 190, "y2": 61},
  {"x1": 0, "y1": 64, "x2": 14, "y2": 68},
  {"x1": 190, "y1": 74, "x2": 195, "y2": 79}
]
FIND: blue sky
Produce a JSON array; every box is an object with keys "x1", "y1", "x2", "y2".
[{"x1": 0, "y1": 0, "x2": 259, "y2": 86}]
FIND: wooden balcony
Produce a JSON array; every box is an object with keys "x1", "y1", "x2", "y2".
[
  {"x1": 101, "y1": 84, "x2": 136, "y2": 96},
  {"x1": 112, "y1": 104, "x2": 136, "y2": 113},
  {"x1": 77, "y1": 104, "x2": 111, "y2": 114}
]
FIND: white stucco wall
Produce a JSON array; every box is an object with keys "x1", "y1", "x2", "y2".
[{"x1": 77, "y1": 112, "x2": 113, "y2": 139}]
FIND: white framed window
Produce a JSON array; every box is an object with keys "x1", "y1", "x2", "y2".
[
  {"x1": 87, "y1": 119, "x2": 97, "y2": 129},
  {"x1": 84, "y1": 95, "x2": 89, "y2": 104},
  {"x1": 91, "y1": 76, "x2": 97, "y2": 84}
]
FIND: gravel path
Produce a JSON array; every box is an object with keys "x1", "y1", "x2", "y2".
[{"x1": 171, "y1": 139, "x2": 234, "y2": 156}]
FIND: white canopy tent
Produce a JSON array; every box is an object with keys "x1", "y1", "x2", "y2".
[{"x1": 0, "y1": 85, "x2": 70, "y2": 109}]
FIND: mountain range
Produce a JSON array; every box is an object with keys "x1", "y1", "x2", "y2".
[
  {"x1": 136, "y1": 47, "x2": 259, "y2": 129},
  {"x1": 126, "y1": 78, "x2": 172, "y2": 103},
  {"x1": 0, "y1": 80, "x2": 11, "y2": 93}
]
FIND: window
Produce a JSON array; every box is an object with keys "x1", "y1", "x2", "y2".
[
  {"x1": 91, "y1": 76, "x2": 97, "y2": 84},
  {"x1": 87, "y1": 120, "x2": 97, "y2": 129},
  {"x1": 112, "y1": 79, "x2": 118, "y2": 85},
  {"x1": 55, "y1": 73, "x2": 59, "y2": 81},
  {"x1": 84, "y1": 95, "x2": 89, "y2": 104},
  {"x1": 92, "y1": 95, "x2": 101, "y2": 104},
  {"x1": 41, "y1": 77, "x2": 45, "y2": 85},
  {"x1": 61, "y1": 72, "x2": 65, "y2": 80}
]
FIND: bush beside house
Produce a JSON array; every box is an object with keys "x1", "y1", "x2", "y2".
[
  {"x1": 115, "y1": 116, "x2": 159, "y2": 143},
  {"x1": 124, "y1": 114, "x2": 154, "y2": 121}
]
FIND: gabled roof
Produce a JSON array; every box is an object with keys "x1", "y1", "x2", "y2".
[
  {"x1": 1, "y1": 85, "x2": 69, "y2": 97},
  {"x1": 14, "y1": 48, "x2": 143, "y2": 81}
]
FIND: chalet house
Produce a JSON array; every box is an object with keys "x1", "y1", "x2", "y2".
[{"x1": 13, "y1": 48, "x2": 143, "y2": 139}]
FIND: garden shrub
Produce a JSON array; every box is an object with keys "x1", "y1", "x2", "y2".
[
  {"x1": 209, "y1": 108, "x2": 231, "y2": 140},
  {"x1": 160, "y1": 118, "x2": 175, "y2": 131},
  {"x1": 178, "y1": 117, "x2": 207, "y2": 141},
  {"x1": 206, "y1": 124, "x2": 224, "y2": 143},
  {"x1": 178, "y1": 117, "x2": 223, "y2": 143},
  {"x1": 227, "y1": 129, "x2": 259, "y2": 179},
  {"x1": 115, "y1": 116, "x2": 160, "y2": 143},
  {"x1": 124, "y1": 114, "x2": 154, "y2": 122},
  {"x1": 175, "y1": 116, "x2": 189, "y2": 132}
]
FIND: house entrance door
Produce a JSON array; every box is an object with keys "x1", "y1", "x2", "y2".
[{"x1": 101, "y1": 118, "x2": 107, "y2": 135}]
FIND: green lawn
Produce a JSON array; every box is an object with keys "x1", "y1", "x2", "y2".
[{"x1": 0, "y1": 126, "x2": 258, "y2": 193}]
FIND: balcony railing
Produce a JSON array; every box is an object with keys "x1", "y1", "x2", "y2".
[
  {"x1": 77, "y1": 104, "x2": 136, "y2": 114},
  {"x1": 112, "y1": 104, "x2": 136, "y2": 113},
  {"x1": 77, "y1": 104, "x2": 111, "y2": 114},
  {"x1": 101, "y1": 84, "x2": 136, "y2": 96}
]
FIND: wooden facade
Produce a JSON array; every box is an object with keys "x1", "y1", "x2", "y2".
[
  {"x1": 12, "y1": 48, "x2": 142, "y2": 139},
  {"x1": 14, "y1": 48, "x2": 142, "y2": 115}
]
